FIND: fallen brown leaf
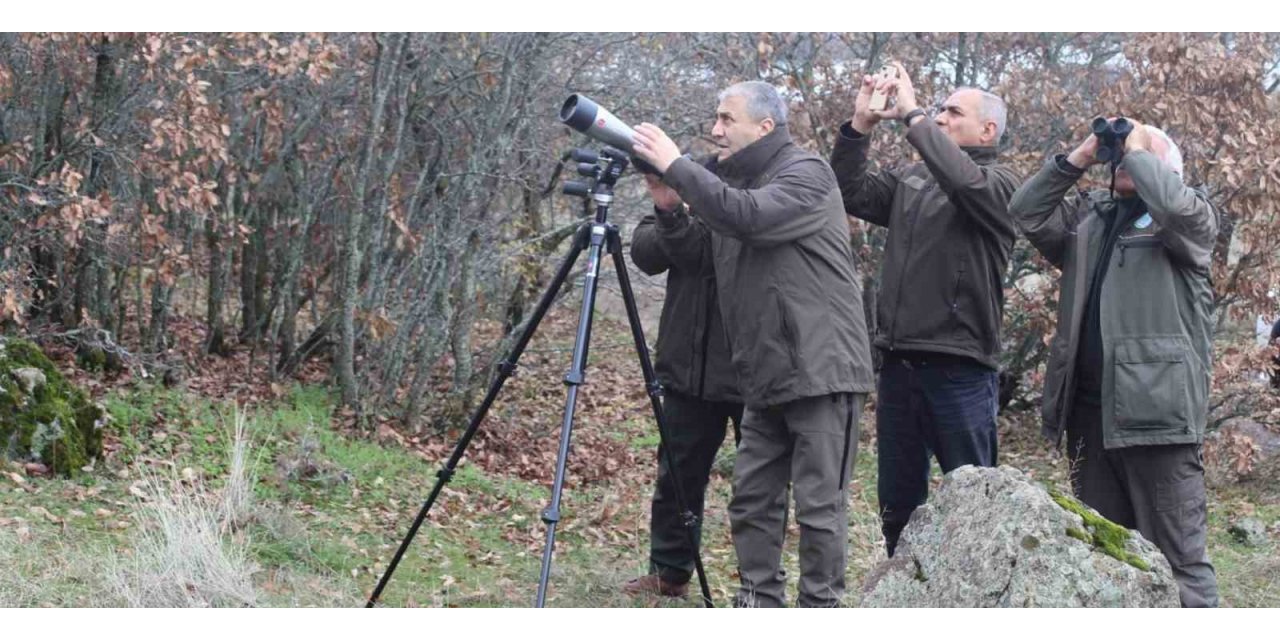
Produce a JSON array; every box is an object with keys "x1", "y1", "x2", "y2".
[{"x1": 28, "y1": 506, "x2": 62, "y2": 524}]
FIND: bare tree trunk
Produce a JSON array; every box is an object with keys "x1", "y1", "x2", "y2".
[
  {"x1": 338, "y1": 33, "x2": 407, "y2": 410},
  {"x1": 238, "y1": 204, "x2": 259, "y2": 343},
  {"x1": 73, "y1": 38, "x2": 118, "y2": 331},
  {"x1": 148, "y1": 276, "x2": 173, "y2": 354},
  {"x1": 404, "y1": 282, "x2": 452, "y2": 428},
  {"x1": 448, "y1": 228, "x2": 479, "y2": 409},
  {"x1": 205, "y1": 183, "x2": 232, "y2": 356}
]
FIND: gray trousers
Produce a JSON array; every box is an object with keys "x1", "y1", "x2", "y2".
[
  {"x1": 729, "y1": 392, "x2": 864, "y2": 607},
  {"x1": 1067, "y1": 400, "x2": 1219, "y2": 608}
]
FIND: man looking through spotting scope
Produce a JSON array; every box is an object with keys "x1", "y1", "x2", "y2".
[
  {"x1": 623, "y1": 154, "x2": 743, "y2": 599},
  {"x1": 830, "y1": 62, "x2": 1019, "y2": 558},
  {"x1": 632, "y1": 81, "x2": 875, "y2": 608}
]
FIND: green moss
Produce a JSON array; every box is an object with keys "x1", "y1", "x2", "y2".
[
  {"x1": 1050, "y1": 487, "x2": 1151, "y2": 571},
  {"x1": 1065, "y1": 527, "x2": 1092, "y2": 543},
  {"x1": 0, "y1": 336, "x2": 105, "y2": 475}
]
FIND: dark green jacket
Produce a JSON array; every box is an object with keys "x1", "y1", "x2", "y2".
[
  {"x1": 630, "y1": 203, "x2": 740, "y2": 404},
  {"x1": 830, "y1": 119, "x2": 1020, "y2": 369},
  {"x1": 1010, "y1": 150, "x2": 1216, "y2": 449},
  {"x1": 662, "y1": 126, "x2": 875, "y2": 409}
]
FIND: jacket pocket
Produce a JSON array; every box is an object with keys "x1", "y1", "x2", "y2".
[
  {"x1": 1117, "y1": 235, "x2": 1162, "y2": 268},
  {"x1": 1112, "y1": 336, "x2": 1191, "y2": 432},
  {"x1": 775, "y1": 291, "x2": 799, "y2": 369}
]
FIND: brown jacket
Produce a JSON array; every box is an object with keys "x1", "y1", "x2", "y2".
[
  {"x1": 631, "y1": 202, "x2": 740, "y2": 404},
  {"x1": 830, "y1": 119, "x2": 1020, "y2": 369},
  {"x1": 662, "y1": 126, "x2": 875, "y2": 409}
]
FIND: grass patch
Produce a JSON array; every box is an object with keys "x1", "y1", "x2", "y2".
[{"x1": 6, "y1": 374, "x2": 1278, "y2": 607}]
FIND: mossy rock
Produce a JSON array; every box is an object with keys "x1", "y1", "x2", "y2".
[
  {"x1": 1049, "y1": 486, "x2": 1151, "y2": 571},
  {"x1": 0, "y1": 336, "x2": 106, "y2": 475}
]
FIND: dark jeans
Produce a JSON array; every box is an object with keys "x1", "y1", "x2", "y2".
[
  {"x1": 1066, "y1": 400, "x2": 1219, "y2": 607},
  {"x1": 876, "y1": 351, "x2": 998, "y2": 556},
  {"x1": 650, "y1": 391, "x2": 743, "y2": 584}
]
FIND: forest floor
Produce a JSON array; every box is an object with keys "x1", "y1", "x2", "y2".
[{"x1": 2, "y1": 308, "x2": 1277, "y2": 607}]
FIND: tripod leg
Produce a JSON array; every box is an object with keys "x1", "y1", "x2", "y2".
[
  {"x1": 606, "y1": 229, "x2": 716, "y2": 608},
  {"x1": 365, "y1": 226, "x2": 588, "y2": 607},
  {"x1": 535, "y1": 223, "x2": 611, "y2": 607}
]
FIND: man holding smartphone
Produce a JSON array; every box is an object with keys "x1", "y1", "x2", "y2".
[{"x1": 830, "y1": 62, "x2": 1020, "y2": 557}]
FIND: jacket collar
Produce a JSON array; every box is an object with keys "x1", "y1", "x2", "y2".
[
  {"x1": 1089, "y1": 191, "x2": 1145, "y2": 226},
  {"x1": 713, "y1": 125, "x2": 793, "y2": 182},
  {"x1": 960, "y1": 144, "x2": 998, "y2": 166}
]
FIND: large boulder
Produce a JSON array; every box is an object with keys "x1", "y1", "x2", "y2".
[
  {"x1": 0, "y1": 336, "x2": 106, "y2": 475},
  {"x1": 861, "y1": 465, "x2": 1180, "y2": 607}
]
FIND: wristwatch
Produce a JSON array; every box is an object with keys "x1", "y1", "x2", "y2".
[
  {"x1": 902, "y1": 108, "x2": 927, "y2": 127},
  {"x1": 655, "y1": 203, "x2": 688, "y2": 217}
]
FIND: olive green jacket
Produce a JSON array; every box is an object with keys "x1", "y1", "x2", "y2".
[{"x1": 1010, "y1": 150, "x2": 1216, "y2": 449}]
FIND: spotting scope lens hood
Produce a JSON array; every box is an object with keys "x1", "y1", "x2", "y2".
[{"x1": 560, "y1": 94, "x2": 637, "y2": 151}]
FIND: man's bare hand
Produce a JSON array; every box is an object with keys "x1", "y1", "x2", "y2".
[
  {"x1": 1124, "y1": 118, "x2": 1151, "y2": 153},
  {"x1": 632, "y1": 123, "x2": 682, "y2": 174},
  {"x1": 870, "y1": 62, "x2": 919, "y2": 122},
  {"x1": 644, "y1": 174, "x2": 683, "y2": 212},
  {"x1": 1067, "y1": 132, "x2": 1102, "y2": 170},
  {"x1": 851, "y1": 74, "x2": 880, "y2": 134}
]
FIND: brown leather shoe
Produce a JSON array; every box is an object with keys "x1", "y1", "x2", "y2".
[{"x1": 622, "y1": 574, "x2": 688, "y2": 598}]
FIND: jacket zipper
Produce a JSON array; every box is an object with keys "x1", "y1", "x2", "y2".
[
  {"x1": 838, "y1": 395, "x2": 854, "y2": 488},
  {"x1": 696, "y1": 277, "x2": 714, "y2": 399},
  {"x1": 889, "y1": 184, "x2": 928, "y2": 348}
]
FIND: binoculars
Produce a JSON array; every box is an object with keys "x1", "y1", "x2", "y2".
[{"x1": 1092, "y1": 117, "x2": 1134, "y2": 165}]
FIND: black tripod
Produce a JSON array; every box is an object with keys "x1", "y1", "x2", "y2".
[{"x1": 366, "y1": 147, "x2": 715, "y2": 608}]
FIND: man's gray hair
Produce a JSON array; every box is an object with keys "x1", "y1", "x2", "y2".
[
  {"x1": 1146, "y1": 125, "x2": 1184, "y2": 177},
  {"x1": 719, "y1": 81, "x2": 788, "y2": 126},
  {"x1": 957, "y1": 87, "x2": 1008, "y2": 141}
]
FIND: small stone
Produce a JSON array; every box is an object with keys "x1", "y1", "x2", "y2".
[
  {"x1": 9, "y1": 366, "x2": 47, "y2": 394},
  {"x1": 1228, "y1": 517, "x2": 1268, "y2": 547}
]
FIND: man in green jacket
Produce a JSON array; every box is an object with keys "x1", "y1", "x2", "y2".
[
  {"x1": 830, "y1": 63, "x2": 1020, "y2": 557},
  {"x1": 633, "y1": 81, "x2": 875, "y2": 607},
  {"x1": 1010, "y1": 119, "x2": 1219, "y2": 607},
  {"x1": 622, "y1": 170, "x2": 743, "y2": 599}
]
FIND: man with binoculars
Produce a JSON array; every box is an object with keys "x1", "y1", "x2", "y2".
[{"x1": 1010, "y1": 117, "x2": 1219, "y2": 607}]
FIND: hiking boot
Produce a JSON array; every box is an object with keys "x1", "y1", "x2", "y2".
[{"x1": 622, "y1": 574, "x2": 688, "y2": 598}]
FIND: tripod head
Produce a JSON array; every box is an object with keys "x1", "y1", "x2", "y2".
[{"x1": 563, "y1": 147, "x2": 630, "y2": 221}]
